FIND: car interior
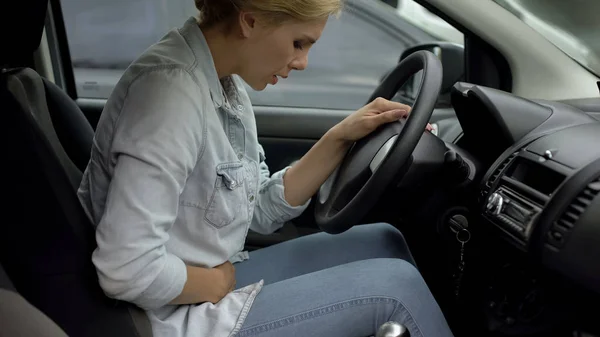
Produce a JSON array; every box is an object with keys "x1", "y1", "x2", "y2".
[{"x1": 1, "y1": 0, "x2": 599, "y2": 337}]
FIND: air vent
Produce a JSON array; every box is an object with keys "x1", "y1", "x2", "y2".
[
  {"x1": 481, "y1": 152, "x2": 519, "y2": 197},
  {"x1": 490, "y1": 152, "x2": 518, "y2": 183},
  {"x1": 548, "y1": 177, "x2": 600, "y2": 249}
]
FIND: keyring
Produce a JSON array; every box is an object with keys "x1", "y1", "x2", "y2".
[{"x1": 456, "y1": 228, "x2": 471, "y2": 244}]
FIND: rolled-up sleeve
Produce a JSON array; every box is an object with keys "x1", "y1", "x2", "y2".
[
  {"x1": 250, "y1": 145, "x2": 310, "y2": 235},
  {"x1": 91, "y1": 67, "x2": 205, "y2": 310}
]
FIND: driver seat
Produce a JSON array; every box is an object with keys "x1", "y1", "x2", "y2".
[{"x1": 0, "y1": 0, "x2": 151, "y2": 336}]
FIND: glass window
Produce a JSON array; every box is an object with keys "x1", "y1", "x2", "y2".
[{"x1": 61, "y1": 0, "x2": 463, "y2": 110}]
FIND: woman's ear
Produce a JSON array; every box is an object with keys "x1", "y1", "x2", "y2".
[{"x1": 239, "y1": 11, "x2": 257, "y2": 38}]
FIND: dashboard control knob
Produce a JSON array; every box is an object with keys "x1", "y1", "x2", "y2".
[{"x1": 486, "y1": 192, "x2": 504, "y2": 215}]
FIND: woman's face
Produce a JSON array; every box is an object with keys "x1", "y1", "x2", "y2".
[{"x1": 238, "y1": 15, "x2": 328, "y2": 91}]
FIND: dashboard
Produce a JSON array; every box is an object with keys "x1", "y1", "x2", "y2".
[{"x1": 450, "y1": 82, "x2": 600, "y2": 295}]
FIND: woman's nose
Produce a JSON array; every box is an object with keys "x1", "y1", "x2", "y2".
[{"x1": 290, "y1": 54, "x2": 308, "y2": 71}]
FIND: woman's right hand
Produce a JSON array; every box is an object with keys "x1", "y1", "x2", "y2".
[
  {"x1": 169, "y1": 261, "x2": 236, "y2": 305},
  {"x1": 214, "y1": 261, "x2": 237, "y2": 299}
]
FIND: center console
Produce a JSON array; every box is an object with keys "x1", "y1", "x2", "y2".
[
  {"x1": 479, "y1": 122, "x2": 600, "y2": 294},
  {"x1": 481, "y1": 150, "x2": 570, "y2": 248},
  {"x1": 475, "y1": 123, "x2": 600, "y2": 335},
  {"x1": 449, "y1": 83, "x2": 600, "y2": 335}
]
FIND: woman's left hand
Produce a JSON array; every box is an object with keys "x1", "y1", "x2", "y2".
[
  {"x1": 282, "y1": 97, "x2": 432, "y2": 207},
  {"x1": 329, "y1": 97, "x2": 431, "y2": 143}
]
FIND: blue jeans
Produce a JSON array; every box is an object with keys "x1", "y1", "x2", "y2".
[{"x1": 235, "y1": 223, "x2": 454, "y2": 337}]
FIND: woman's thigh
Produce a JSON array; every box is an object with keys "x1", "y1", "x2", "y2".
[
  {"x1": 238, "y1": 258, "x2": 453, "y2": 337},
  {"x1": 235, "y1": 223, "x2": 416, "y2": 288}
]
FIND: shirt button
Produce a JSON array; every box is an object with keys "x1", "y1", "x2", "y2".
[
  {"x1": 237, "y1": 105, "x2": 244, "y2": 111},
  {"x1": 249, "y1": 195, "x2": 255, "y2": 202},
  {"x1": 237, "y1": 153, "x2": 244, "y2": 160}
]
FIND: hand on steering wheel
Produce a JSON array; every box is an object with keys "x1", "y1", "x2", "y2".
[
  {"x1": 331, "y1": 98, "x2": 433, "y2": 144},
  {"x1": 330, "y1": 98, "x2": 411, "y2": 143},
  {"x1": 315, "y1": 50, "x2": 443, "y2": 234}
]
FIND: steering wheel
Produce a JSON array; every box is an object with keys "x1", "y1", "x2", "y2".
[{"x1": 315, "y1": 50, "x2": 443, "y2": 234}]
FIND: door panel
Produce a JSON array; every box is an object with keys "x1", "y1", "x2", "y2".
[
  {"x1": 258, "y1": 137, "x2": 316, "y2": 173},
  {"x1": 254, "y1": 106, "x2": 348, "y2": 139}
]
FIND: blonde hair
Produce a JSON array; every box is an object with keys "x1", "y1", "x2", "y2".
[{"x1": 195, "y1": 0, "x2": 343, "y2": 28}]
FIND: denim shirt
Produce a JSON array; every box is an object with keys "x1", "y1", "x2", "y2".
[{"x1": 77, "y1": 16, "x2": 310, "y2": 337}]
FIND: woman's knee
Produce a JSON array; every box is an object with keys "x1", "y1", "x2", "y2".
[
  {"x1": 367, "y1": 222, "x2": 404, "y2": 238},
  {"x1": 348, "y1": 223, "x2": 414, "y2": 261},
  {"x1": 359, "y1": 258, "x2": 424, "y2": 290},
  {"x1": 352, "y1": 222, "x2": 405, "y2": 242}
]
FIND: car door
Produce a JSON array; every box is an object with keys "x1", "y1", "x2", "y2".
[{"x1": 54, "y1": 0, "x2": 464, "y2": 247}]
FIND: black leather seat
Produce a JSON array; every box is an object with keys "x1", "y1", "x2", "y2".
[{"x1": 0, "y1": 1, "x2": 151, "y2": 336}]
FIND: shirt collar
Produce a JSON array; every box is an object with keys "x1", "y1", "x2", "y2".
[{"x1": 179, "y1": 16, "x2": 226, "y2": 108}]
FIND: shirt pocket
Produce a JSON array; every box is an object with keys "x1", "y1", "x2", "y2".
[{"x1": 204, "y1": 162, "x2": 249, "y2": 229}]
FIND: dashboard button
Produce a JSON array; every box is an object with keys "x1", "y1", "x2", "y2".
[
  {"x1": 551, "y1": 231, "x2": 563, "y2": 241},
  {"x1": 547, "y1": 230, "x2": 566, "y2": 248}
]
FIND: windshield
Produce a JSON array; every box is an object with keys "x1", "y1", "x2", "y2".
[
  {"x1": 395, "y1": 0, "x2": 463, "y2": 45},
  {"x1": 493, "y1": 0, "x2": 600, "y2": 77}
]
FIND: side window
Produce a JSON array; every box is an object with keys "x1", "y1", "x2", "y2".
[
  {"x1": 61, "y1": 0, "x2": 196, "y2": 99},
  {"x1": 60, "y1": 0, "x2": 462, "y2": 110}
]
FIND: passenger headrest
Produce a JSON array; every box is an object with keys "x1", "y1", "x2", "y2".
[{"x1": 1, "y1": 0, "x2": 49, "y2": 66}]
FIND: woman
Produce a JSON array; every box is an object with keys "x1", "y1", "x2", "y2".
[{"x1": 77, "y1": 0, "x2": 454, "y2": 336}]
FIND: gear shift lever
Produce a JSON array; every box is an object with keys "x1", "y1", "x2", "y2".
[{"x1": 375, "y1": 321, "x2": 410, "y2": 337}]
